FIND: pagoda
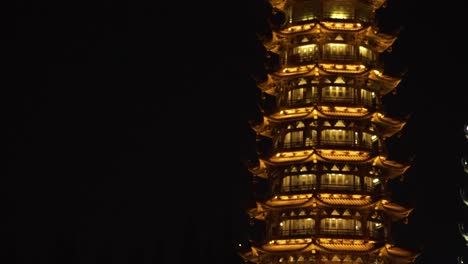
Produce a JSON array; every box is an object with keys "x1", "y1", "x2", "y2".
[{"x1": 238, "y1": 0, "x2": 418, "y2": 263}]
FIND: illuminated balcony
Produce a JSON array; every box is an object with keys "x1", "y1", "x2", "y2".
[
  {"x1": 273, "y1": 173, "x2": 380, "y2": 196},
  {"x1": 286, "y1": 53, "x2": 378, "y2": 69},
  {"x1": 319, "y1": 182, "x2": 374, "y2": 193},
  {"x1": 276, "y1": 129, "x2": 379, "y2": 153},
  {"x1": 283, "y1": 44, "x2": 379, "y2": 70},
  {"x1": 270, "y1": 217, "x2": 385, "y2": 241},
  {"x1": 277, "y1": 76, "x2": 379, "y2": 111}
]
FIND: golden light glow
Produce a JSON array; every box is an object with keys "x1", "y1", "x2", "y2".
[
  {"x1": 277, "y1": 194, "x2": 313, "y2": 201},
  {"x1": 322, "y1": 21, "x2": 363, "y2": 30},
  {"x1": 269, "y1": 106, "x2": 370, "y2": 121},
  {"x1": 280, "y1": 64, "x2": 315, "y2": 75},
  {"x1": 317, "y1": 149, "x2": 371, "y2": 161},
  {"x1": 281, "y1": 23, "x2": 315, "y2": 34},
  {"x1": 319, "y1": 193, "x2": 371, "y2": 200},
  {"x1": 250, "y1": 1, "x2": 417, "y2": 261},
  {"x1": 269, "y1": 150, "x2": 313, "y2": 162},
  {"x1": 318, "y1": 238, "x2": 369, "y2": 245},
  {"x1": 320, "y1": 63, "x2": 367, "y2": 73},
  {"x1": 296, "y1": 44, "x2": 317, "y2": 54},
  {"x1": 330, "y1": 13, "x2": 348, "y2": 19},
  {"x1": 270, "y1": 238, "x2": 312, "y2": 245},
  {"x1": 327, "y1": 43, "x2": 347, "y2": 49}
]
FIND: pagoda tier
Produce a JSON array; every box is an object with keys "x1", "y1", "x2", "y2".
[
  {"x1": 255, "y1": 110, "x2": 405, "y2": 139},
  {"x1": 239, "y1": 245, "x2": 416, "y2": 264},
  {"x1": 251, "y1": 159, "x2": 409, "y2": 200},
  {"x1": 239, "y1": 0, "x2": 417, "y2": 263},
  {"x1": 259, "y1": 65, "x2": 400, "y2": 96}
]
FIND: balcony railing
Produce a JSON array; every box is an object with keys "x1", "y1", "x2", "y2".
[
  {"x1": 280, "y1": 228, "x2": 315, "y2": 236},
  {"x1": 281, "y1": 96, "x2": 377, "y2": 110},
  {"x1": 279, "y1": 184, "x2": 374, "y2": 194},
  {"x1": 273, "y1": 228, "x2": 383, "y2": 240},
  {"x1": 320, "y1": 228, "x2": 363, "y2": 236},
  {"x1": 284, "y1": 53, "x2": 378, "y2": 68},
  {"x1": 285, "y1": 97, "x2": 319, "y2": 107},
  {"x1": 319, "y1": 139, "x2": 373, "y2": 150},
  {"x1": 282, "y1": 140, "x2": 317, "y2": 149},
  {"x1": 281, "y1": 184, "x2": 316, "y2": 193},
  {"x1": 320, "y1": 183, "x2": 365, "y2": 192}
]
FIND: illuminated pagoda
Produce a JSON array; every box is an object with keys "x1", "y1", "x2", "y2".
[{"x1": 238, "y1": 0, "x2": 418, "y2": 263}]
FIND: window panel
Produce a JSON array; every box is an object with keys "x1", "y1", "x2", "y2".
[
  {"x1": 284, "y1": 131, "x2": 304, "y2": 148},
  {"x1": 322, "y1": 86, "x2": 353, "y2": 103},
  {"x1": 323, "y1": 43, "x2": 355, "y2": 60},
  {"x1": 282, "y1": 174, "x2": 317, "y2": 192}
]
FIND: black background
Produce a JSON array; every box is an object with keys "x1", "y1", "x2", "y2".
[{"x1": 7, "y1": 0, "x2": 468, "y2": 263}]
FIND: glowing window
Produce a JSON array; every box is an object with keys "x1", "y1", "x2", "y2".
[
  {"x1": 280, "y1": 218, "x2": 315, "y2": 235},
  {"x1": 293, "y1": 44, "x2": 319, "y2": 62},
  {"x1": 282, "y1": 174, "x2": 317, "y2": 192},
  {"x1": 323, "y1": 0, "x2": 354, "y2": 19},
  {"x1": 283, "y1": 131, "x2": 303, "y2": 148},
  {"x1": 322, "y1": 86, "x2": 353, "y2": 103},
  {"x1": 321, "y1": 173, "x2": 360, "y2": 190},
  {"x1": 359, "y1": 46, "x2": 376, "y2": 62},
  {"x1": 321, "y1": 129, "x2": 356, "y2": 145},
  {"x1": 323, "y1": 43, "x2": 355, "y2": 60},
  {"x1": 320, "y1": 218, "x2": 362, "y2": 234}
]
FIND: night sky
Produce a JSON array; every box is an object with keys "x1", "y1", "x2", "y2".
[{"x1": 8, "y1": 1, "x2": 468, "y2": 264}]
